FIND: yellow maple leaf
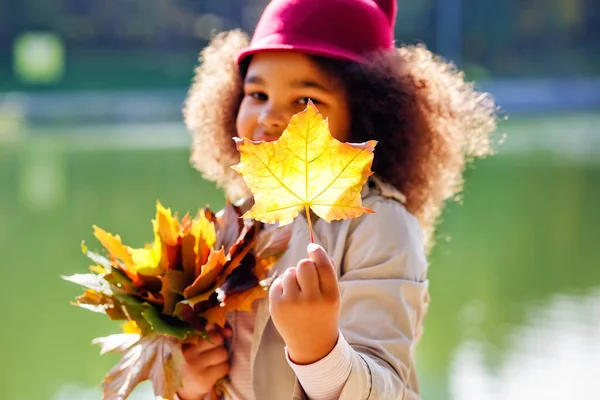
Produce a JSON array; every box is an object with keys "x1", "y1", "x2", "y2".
[{"x1": 232, "y1": 102, "x2": 376, "y2": 241}]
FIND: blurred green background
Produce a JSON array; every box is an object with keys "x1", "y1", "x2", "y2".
[{"x1": 1, "y1": 1, "x2": 599, "y2": 399}]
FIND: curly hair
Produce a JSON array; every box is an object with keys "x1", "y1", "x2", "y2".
[{"x1": 183, "y1": 30, "x2": 497, "y2": 248}]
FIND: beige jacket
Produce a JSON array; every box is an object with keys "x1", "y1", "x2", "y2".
[{"x1": 238, "y1": 177, "x2": 430, "y2": 400}]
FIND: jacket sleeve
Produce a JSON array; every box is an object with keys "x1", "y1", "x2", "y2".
[{"x1": 293, "y1": 197, "x2": 430, "y2": 400}]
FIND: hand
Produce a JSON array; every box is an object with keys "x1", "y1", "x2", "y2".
[
  {"x1": 269, "y1": 243, "x2": 341, "y2": 365},
  {"x1": 177, "y1": 325, "x2": 232, "y2": 400}
]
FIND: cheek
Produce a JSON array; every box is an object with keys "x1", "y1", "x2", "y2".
[
  {"x1": 328, "y1": 108, "x2": 351, "y2": 143},
  {"x1": 236, "y1": 100, "x2": 256, "y2": 139}
]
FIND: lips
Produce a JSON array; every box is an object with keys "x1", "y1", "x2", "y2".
[{"x1": 253, "y1": 133, "x2": 280, "y2": 142}]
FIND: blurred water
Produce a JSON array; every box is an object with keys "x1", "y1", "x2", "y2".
[{"x1": 1, "y1": 114, "x2": 599, "y2": 400}]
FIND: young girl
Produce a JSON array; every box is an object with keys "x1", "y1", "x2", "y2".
[{"x1": 178, "y1": 0, "x2": 496, "y2": 399}]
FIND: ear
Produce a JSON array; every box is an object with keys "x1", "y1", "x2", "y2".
[{"x1": 374, "y1": 0, "x2": 397, "y2": 26}]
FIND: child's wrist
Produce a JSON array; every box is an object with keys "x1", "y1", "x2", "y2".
[{"x1": 287, "y1": 330, "x2": 339, "y2": 365}]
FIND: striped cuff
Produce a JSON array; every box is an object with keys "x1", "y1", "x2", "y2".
[{"x1": 285, "y1": 332, "x2": 353, "y2": 400}]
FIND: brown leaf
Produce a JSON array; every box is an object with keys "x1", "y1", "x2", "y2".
[
  {"x1": 219, "y1": 223, "x2": 257, "y2": 281},
  {"x1": 254, "y1": 224, "x2": 293, "y2": 279},
  {"x1": 160, "y1": 269, "x2": 185, "y2": 316},
  {"x1": 180, "y1": 227, "x2": 197, "y2": 285},
  {"x1": 96, "y1": 333, "x2": 184, "y2": 400},
  {"x1": 174, "y1": 289, "x2": 217, "y2": 324},
  {"x1": 183, "y1": 249, "x2": 227, "y2": 299},
  {"x1": 214, "y1": 201, "x2": 243, "y2": 253}
]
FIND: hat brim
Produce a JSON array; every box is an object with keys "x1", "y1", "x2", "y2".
[{"x1": 235, "y1": 42, "x2": 367, "y2": 65}]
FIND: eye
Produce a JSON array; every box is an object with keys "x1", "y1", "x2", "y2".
[
  {"x1": 248, "y1": 91, "x2": 267, "y2": 101},
  {"x1": 297, "y1": 97, "x2": 320, "y2": 106}
]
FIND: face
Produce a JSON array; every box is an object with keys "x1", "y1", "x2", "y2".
[{"x1": 236, "y1": 52, "x2": 351, "y2": 143}]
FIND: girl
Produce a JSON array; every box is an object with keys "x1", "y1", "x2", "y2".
[{"x1": 178, "y1": 0, "x2": 497, "y2": 399}]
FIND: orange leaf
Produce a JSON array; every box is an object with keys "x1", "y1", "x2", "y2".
[
  {"x1": 92, "y1": 226, "x2": 140, "y2": 283},
  {"x1": 231, "y1": 101, "x2": 376, "y2": 227},
  {"x1": 223, "y1": 285, "x2": 268, "y2": 313},
  {"x1": 93, "y1": 226, "x2": 134, "y2": 265},
  {"x1": 202, "y1": 305, "x2": 227, "y2": 328},
  {"x1": 183, "y1": 249, "x2": 227, "y2": 299},
  {"x1": 192, "y1": 210, "x2": 217, "y2": 275},
  {"x1": 203, "y1": 285, "x2": 267, "y2": 328},
  {"x1": 180, "y1": 229, "x2": 197, "y2": 285}
]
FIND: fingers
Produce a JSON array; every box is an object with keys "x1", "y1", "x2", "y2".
[
  {"x1": 269, "y1": 276, "x2": 283, "y2": 301},
  {"x1": 307, "y1": 243, "x2": 339, "y2": 297},
  {"x1": 197, "y1": 346, "x2": 229, "y2": 368},
  {"x1": 281, "y1": 267, "x2": 300, "y2": 294},
  {"x1": 295, "y1": 258, "x2": 320, "y2": 295},
  {"x1": 183, "y1": 340, "x2": 229, "y2": 368},
  {"x1": 179, "y1": 324, "x2": 230, "y2": 398},
  {"x1": 180, "y1": 359, "x2": 229, "y2": 395},
  {"x1": 203, "y1": 361, "x2": 230, "y2": 382},
  {"x1": 182, "y1": 330, "x2": 224, "y2": 355}
]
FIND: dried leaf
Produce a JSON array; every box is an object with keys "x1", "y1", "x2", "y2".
[
  {"x1": 180, "y1": 223, "x2": 198, "y2": 285},
  {"x1": 220, "y1": 223, "x2": 257, "y2": 279},
  {"x1": 203, "y1": 285, "x2": 267, "y2": 328},
  {"x1": 183, "y1": 248, "x2": 227, "y2": 299},
  {"x1": 130, "y1": 241, "x2": 162, "y2": 276},
  {"x1": 232, "y1": 101, "x2": 376, "y2": 226},
  {"x1": 160, "y1": 269, "x2": 186, "y2": 316},
  {"x1": 223, "y1": 284, "x2": 267, "y2": 313},
  {"x1": 152, "y1": 203, "x2": 182, "y2": 272},
  {"x1": 214, "y1": 201, "x2": 243, "y2": 254},
  {"x1": 173, "y1": 289, "x2": 217, "y2": 328},
  {"x1": 153, "y1": 202, "x2": 180, "y2": 246},
  {"x1": 254, "y1": 224, "x2": 293, "y2": 279},
  {"x1": 95, "y1": 333, "x2": 184, "y2": 400},
  {"x1": 93, "y1": 226, "x2": 138, "y2": 282},
  {"x1": 71, "y1": 289, "x2": 128, "y2": 320},
  {"x1": 193, "y1": 209, "x2": 217, "y2": 272}
]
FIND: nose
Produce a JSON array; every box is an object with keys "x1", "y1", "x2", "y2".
[{"x1": 257, "y1": 104, "x2": 288, "y2": 138}]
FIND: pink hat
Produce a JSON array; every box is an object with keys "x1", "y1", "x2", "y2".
[{"x1": 236, "y1": 0, "x2": 397, "y2": 65}]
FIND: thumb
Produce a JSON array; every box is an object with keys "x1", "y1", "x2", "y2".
[{"x1": 307, "y1": 243, "x2": 339, "y2": 296}]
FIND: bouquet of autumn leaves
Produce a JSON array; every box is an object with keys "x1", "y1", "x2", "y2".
[
  {"x1": 64, "y1": 101, "x2": 377, "y2": 400},
  {"x1": 63, "y1": 201, "x2": 291, "y2": 399}
]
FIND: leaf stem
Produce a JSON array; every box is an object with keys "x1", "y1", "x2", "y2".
[{"x1": 305, "y1": 204, "x2": 314, "y2": 243}]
